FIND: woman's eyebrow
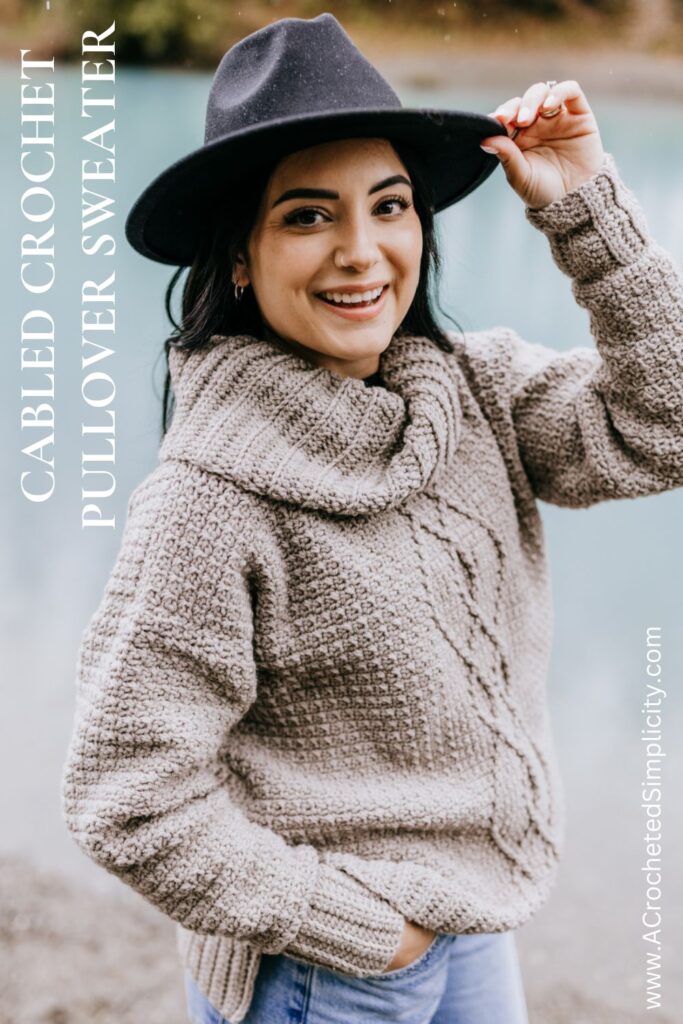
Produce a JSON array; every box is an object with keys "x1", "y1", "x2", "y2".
[{"x1": 271, "y1": 174, "x2": 413, "y2": 208}]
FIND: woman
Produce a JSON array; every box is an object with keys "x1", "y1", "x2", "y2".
[{"x1": 61, "y1": 12, "x2": 683, "y2": 1024}]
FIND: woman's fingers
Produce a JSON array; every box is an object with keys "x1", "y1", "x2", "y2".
[
  {"x1": 489, "y1": 81, "x2": 591, "y2": 134},
  {"x1": 540, "y1": 79, "x2": 591, "y2": 116},
  {"x1": 487, "y1": 97, "x2": 522, "y2": 138},
  {"x1": 514, "y1": 81, "x2": 554, "y2": 126}
]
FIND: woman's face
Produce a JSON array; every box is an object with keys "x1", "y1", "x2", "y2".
[{"x1": 235, "y1": 137, "x2": 423, "y2": 380}]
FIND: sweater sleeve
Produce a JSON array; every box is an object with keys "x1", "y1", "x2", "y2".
[
  {"x1": 60, "y1": 461, "x2": 405, "y2": 976},
  {"x1": 464, "y1": 151, "x2": 683, "y2": 508}
]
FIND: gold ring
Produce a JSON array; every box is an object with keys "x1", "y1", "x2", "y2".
[
  {"x1": 538, "y1": 104, "x2": 563, "y2": 119},
  {"x1": 510, "y1": 81, "x2": 565, "y2": 139},
  {"x1": 539, "y1": 79, "x2": 565, "y2": 118}
]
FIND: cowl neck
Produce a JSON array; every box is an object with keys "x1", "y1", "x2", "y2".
[{"x1": 159, "y1": 331, "x2": 464, "y2": 517}]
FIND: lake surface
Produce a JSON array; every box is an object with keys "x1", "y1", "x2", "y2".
[{"x1": 1, "y1": 61, "x2": 681, "y2": 1012}]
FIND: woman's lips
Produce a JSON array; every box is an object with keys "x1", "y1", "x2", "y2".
[{"x1": 315, "y1": 284, "x2": 389, "y2": 320}]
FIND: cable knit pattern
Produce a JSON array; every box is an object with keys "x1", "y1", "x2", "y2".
[{"x1": 61, "y1": 151, "x2": 683, "y2": 1023}]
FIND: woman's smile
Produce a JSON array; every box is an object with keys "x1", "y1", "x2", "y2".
[{"x1": 315, "y1": 283, "x2": 390, "y2": 320}]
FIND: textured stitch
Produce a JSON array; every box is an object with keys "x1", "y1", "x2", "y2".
[{"x1": 61, "y1": 151, "x2": 683, "y2": 1022}]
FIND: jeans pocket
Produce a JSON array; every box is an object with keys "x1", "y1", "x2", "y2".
[{"x1": 369, "y1": 932, "x2": 449, "y2": 982}]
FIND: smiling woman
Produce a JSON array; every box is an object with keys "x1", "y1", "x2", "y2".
[
  {"x1": 158, "y1": 134, "x2": 458, "y2": 435},
  {"x1": 62, "y1": 11, "x2": 683, "y2": 1024},
  {"x1": 234, "y1": 139, "x2": 422, "y2": 378}
]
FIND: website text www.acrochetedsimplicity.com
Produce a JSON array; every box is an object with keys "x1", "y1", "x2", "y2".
[{"x1": 640, "y1": 625, "x2": 667, "y2": 1013}]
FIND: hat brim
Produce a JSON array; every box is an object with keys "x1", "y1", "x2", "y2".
[{"x1": 124, "y1": 108, "x2": 508, "y2": 266}]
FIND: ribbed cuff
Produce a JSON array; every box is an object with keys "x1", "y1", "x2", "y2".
[
  {"x1": 282, "y1": 861, "x2": 406, "y2": 976},
  {"x1": 524, "y1": 151, "x2": 651, "y2": 281}
]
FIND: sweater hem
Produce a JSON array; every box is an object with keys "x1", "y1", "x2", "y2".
[{"x1": 177, "y1": 924, "x2": 262, "y2": 1024}]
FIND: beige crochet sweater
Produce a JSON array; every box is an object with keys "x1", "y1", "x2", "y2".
[{"x1": 61, "y1": 152, "x2": 683, "y2": 1022}]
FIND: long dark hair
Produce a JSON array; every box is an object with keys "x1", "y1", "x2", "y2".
[{"x1": 158, "y1": 140, "x2": 465, "y2": 438}]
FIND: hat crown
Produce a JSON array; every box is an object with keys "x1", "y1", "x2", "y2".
[{"x1": 204, "y1": 13, "x2": 402, "y2": 144}]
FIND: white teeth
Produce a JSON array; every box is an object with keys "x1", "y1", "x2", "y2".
[{"x1": 320, "y1": 286, "x2": 384, "y2": 305}]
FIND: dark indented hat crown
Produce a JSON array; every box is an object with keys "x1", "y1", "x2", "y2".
[{"x1": 204, "y1": 13, "x2": 402, "y2": 145}]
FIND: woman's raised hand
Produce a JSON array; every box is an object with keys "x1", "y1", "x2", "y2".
[{"x1": 480, "y1": 80, "x2": 606, "y2": 210}]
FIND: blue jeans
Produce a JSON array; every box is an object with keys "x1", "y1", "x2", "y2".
[{"x1": 184, "y1": 931, "x2": 529, "y2": 1023}]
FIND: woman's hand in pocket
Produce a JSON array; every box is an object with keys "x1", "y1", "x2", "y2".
[{"x1": 382, "y1": 920, "x2": 437, "y2": 972}]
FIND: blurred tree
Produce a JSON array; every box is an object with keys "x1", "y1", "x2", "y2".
[
  {"x1": 624, "y1": 0, "x2": 681, "y2": 48},
  {"x1": 12, "y1": 0, "x2": 257, "y2": 66},
  {"x1": 7, "y1": 0, "x2": 681, "y2": 65}
]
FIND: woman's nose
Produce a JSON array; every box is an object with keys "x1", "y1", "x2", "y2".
[{"x1": 333, "y1": 218, "x2": 381, "y2": 272}]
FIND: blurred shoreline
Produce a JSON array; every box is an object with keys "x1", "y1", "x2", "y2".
[
  {"x1": 376, "y1": 44, "x2": 683, "y2": 101},
  {"x1": 4, "y1": 41, "x2": 682, "y2": 107},
  {"x1": 376, "y1": 44, "x2": 683, "y2": 100},
  {"x1": 4, "y1": 33, "x2": 682, "y2": 103}
]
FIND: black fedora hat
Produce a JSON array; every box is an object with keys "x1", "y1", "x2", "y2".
[{"x1": 124, "y1": 12, "x2": 507, "y2": 267}]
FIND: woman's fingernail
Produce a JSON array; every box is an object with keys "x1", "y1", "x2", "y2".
[
  {"x1": 543, "y1": 94, "x2": 557, "y2": 107},
  {"x1": 480, "y1": 145, "x2": 498, "y2": 154},
  {"x1": 517, "y1": 106, "x2": 531, "y2": 123}
]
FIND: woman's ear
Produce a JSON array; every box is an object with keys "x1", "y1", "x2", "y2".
[{"x1": 232, "y1": 253, "x2": 250, "y2": 289}]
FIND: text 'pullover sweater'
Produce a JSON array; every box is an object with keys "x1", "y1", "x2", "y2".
[{"x1": 61, "y1": 153, "x2": 683, "y2": 1022}]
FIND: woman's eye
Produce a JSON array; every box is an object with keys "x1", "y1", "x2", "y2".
[
  {"x1": 284, "y1": 208, "x2": 326, "y2": 227},
  {"x1": 284, "y1": 195, "x2": 412, "y2": 228},
  {"x1": 376, "y1": 196, "x2": 412, "y2": 215}
]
